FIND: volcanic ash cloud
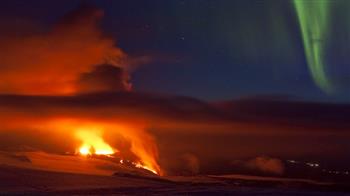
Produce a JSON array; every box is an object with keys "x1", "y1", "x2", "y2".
[{"x1": 0, "y1": 5, "x2": 128, "y2": 95}]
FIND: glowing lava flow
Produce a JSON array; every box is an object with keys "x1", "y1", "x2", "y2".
[
  {"x1": 75, "y1": 127, "x2": 159, "y2": 175},
  {"x1": 133, "y1": 162, "x2": 158, "y2": 175},
  {"x1": 76, "y1": 129, "x2": 115, "y2": 156}
]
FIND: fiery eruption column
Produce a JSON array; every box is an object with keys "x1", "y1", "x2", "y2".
[
  {"x1": 76, "y1": 129, "x2": 115, "y2": 156},
  {"x1": 293, "y1": 0, "x2": 332, "y2": 92}
]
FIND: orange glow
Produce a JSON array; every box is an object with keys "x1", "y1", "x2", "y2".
[
  {"x1": 43, "y1": 119, "x2": 162, "y2": 175},
  {"x1": 0, "y1": 6, "x2": 127, "y2": 95},
  {"x1": 30, "y1": 118, "x2": 162, "y2": 175},
  {"x1": 76, "y1": 129, "x2": 115, "y2": 156},
  {"x1": 133, "y1": 162, "x2": 158, "y2": 175}
]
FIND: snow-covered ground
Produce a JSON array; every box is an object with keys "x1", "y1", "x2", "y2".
[{"x1": 0, "y1": 151, "x2": 348, "y2": 195}]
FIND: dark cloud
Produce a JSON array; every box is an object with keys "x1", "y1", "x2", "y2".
[
  {"x1": 76, "y1": 64, "x2": 132, "y2": 93},
  {"x1": 218, "y1": 98, "x2": 350, "y2": 131},
  {"x1": 1, "y1": 93, "x2": 350, "y2": 131}
]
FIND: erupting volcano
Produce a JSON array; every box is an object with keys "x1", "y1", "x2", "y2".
[
  {"x1": 75, "y1": 126, "x2": 159, "y2": 175},
  {"x1": 0, "y1": 4, "x2": 162, "y2": 177}
]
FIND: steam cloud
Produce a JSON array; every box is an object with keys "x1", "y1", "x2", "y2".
[
  {"x1": 245, "y1": 156, "x2": 285, "y2": 175},
  {"x1": 182, "y1": 153, "x2": 200, "y2": 175}
]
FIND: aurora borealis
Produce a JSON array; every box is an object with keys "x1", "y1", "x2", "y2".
[{"x1": 293, "y1": 0, "x2": 332, "y2": 92}]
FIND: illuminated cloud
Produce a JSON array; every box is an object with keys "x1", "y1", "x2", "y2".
[{"x1": 0, "y1": 5, "x2": 127, "y2": 95}]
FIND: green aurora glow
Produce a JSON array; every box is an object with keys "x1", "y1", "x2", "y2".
[{"x1": 293, "y1": 0, "x2": 332, "y2": 92}]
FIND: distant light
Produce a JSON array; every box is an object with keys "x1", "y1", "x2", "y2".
[{"x1": 306, "y1": 162, "x2": 320, "y2": 167}]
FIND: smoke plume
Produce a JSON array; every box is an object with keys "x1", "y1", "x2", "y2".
[
  {"x1": 0, "y1": 5, "x2": 128, "y2": 95},
  {"x1": 245, "y1": 156, "x2": 285, "y2": 175}
]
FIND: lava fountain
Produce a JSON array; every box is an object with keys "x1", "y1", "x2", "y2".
[{"x1": 76, "y1": 129, "x2": 116, "y2": 156}]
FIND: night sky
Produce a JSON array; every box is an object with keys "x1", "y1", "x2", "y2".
[{"x1": 1, "y1": 0, "x2": 349, "y2": 102}]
